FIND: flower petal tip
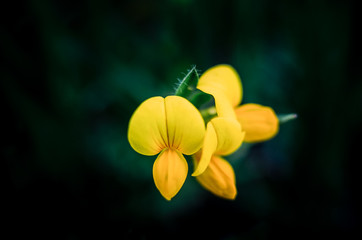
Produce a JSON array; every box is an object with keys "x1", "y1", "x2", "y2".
[
  {"x1": 192, "y1": 157, "x2": 209, "y2": 177},
  {"x1": 225, "y1": 190, "x2": 237, "y2": 200},
  {"x1": 191, "y1": 170, "x2": 202, "y2": 177},
  {"x1": 162, "y1": 195, "x2": 172, "y2": 201}
]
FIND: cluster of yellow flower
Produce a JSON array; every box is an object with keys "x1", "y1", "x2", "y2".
[{"x1": 128, "y1": 65, "x2": 279, "y2": 200}]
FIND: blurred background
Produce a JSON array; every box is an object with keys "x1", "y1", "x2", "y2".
[{"x1": 2, "y1": 0, "x2": 360, "y2": 239}]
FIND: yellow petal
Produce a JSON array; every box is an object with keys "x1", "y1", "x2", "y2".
[
  {"x1": 164, "y1": 96, "x2": 205, "y2": 155},
  {"x1": 235, "y1": 103, "x2": 279, "y2": 143},
  {"x1": 212, "y1": 117, "x2": 245, "y2": 156},
  {"x1": 191, "y1": 121, "x2": 217, "y2": 176},
  {"x1": 128, "y1": 96, "x2": 168, "y2": 156},
  {"x1": 194, "y1": 155, "x2": 237, "y2": 200},
  {"x1": 198, "y1": 64, "x2": 242, "y2": 108},
  {"x1": 192, "y1": 117, "x2": 245, "y2": 176},
  {"x1": 209, "y1": 90, "x2": 237, "y2": 119},
  {"x1": 153, "y1": 148, "x2": 188, "y2": 201}
]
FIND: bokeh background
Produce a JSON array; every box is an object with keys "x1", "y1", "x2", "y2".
[{"x1": 2, "y1": 0, "x2": 360, "y2": 239}]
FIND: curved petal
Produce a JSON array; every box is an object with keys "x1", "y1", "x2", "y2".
[
  {"x1": 197, "y1": 64, "x2": 242, "y2": 108},
  {"x1": 213, "y1": 117, "x2": 245, "y2": 156},
  {"x1": 191, "y1": 121, "x2": 217, "y2": 176},
  {"x1": 235, "y1": 103, "x2": 279, "y2": 143},
  {"x1": 128, "y1": 97, "x2": 168, "y2": 156},
  {"x1": 164, "y1": 96, "x2": 205, "y2": 155},
  {"x1": 192, "y1": 117, "x2": 244, "y2": 176},
  {"x1": 209, "y1": 91, "x2": 237, "y2": 119},
  {"x1": 194, "y1": 155, "x2": 237, "y2": 200},
  {"x1": 153, "y1": 149, "x2": 188, "y2": 201}
]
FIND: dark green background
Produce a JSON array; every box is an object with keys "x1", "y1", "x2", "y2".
[{"x1": 2, "y1": 0, "x2": 360, "y2": 239}]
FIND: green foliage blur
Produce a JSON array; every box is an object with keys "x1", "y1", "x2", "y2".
[{"x1": 2, "y1": 0, "x2": 360, "y2": 239}]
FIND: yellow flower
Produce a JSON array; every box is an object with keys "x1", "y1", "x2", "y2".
[
  {"x1": 191, "y1": 65, "x2": 245, "y2": 199},
  {"x1": 192, "y1": 65, "x2": 246, "y2": 177},
  {"x1": 192, "y1": 64, "x2": 279, "y2": 199},
  {"x1": 128, "y1": 96, "x2": 205, "y2": 200},
  {"x1": 198, "y1": 64, "x2": 279, "y2": 143}
]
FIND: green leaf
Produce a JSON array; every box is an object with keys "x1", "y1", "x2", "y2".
[
  {"x1": 277, "y1": 113, "x2": 298, "y2": 124},
  {"x1": 175, "y1": 65, "x2": 199, "y2": 98}
]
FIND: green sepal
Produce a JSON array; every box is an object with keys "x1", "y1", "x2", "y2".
[
  {"x1": 175, "y1": 65, "x2": 199, "y2": 98},
  {"x1": 277, "y1": 113, "x2": 298, "y2": 124}
]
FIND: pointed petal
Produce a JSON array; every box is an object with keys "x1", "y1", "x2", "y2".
[
  {"x1": 192, "y1": 117, "x2": 244, "y2": 176},
  {"x1": 128, "y1": 97, "x2": 168, "y2": 155},
  {"x1": 153, "y1": 149, "x2": 188, "y2": 200},
  {"x1": 235, "y1": 103, "x2": 279, "y2": 142},
  {"x1": 194, "y1": 155, "x2": 237, "y2": 200},
  {"x1": 164, "y1": 96, "x2": 205, "y2": 155},
  {"x1": 191, "y1": 121, "x2": 217, "y2": 176},
  {"x1": 197, "y1": 64, "x2": 242, "y2": 108}
]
